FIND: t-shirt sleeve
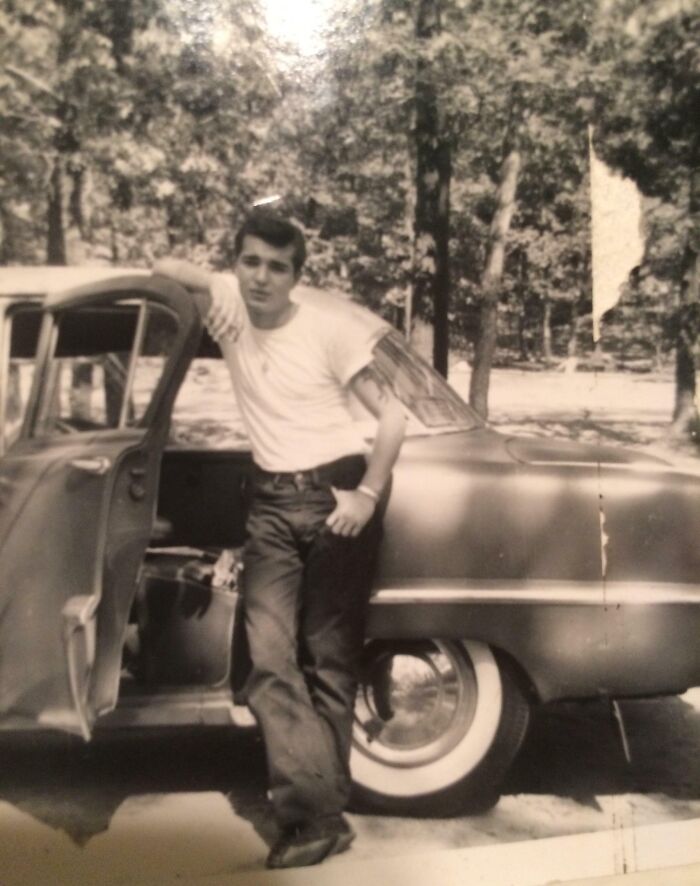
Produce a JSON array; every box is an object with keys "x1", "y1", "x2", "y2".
[
  {"x1": 206, "y1": 273, "x2": 246, "y2": 343},
  {"x1": 327, "y1": 304, "x2": 385, "y2": 386}
]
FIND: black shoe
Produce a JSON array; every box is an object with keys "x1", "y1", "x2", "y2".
[{"x1": 266, "y1": 815, "x2": 356, "y2": 869}]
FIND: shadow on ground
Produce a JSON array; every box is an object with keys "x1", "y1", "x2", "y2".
[
  {"x1": 0, "y1": 726, "x2": 270, "y2": 845},
  {"x1": 0, "y1": 694, "x2": 698, "y2": 846},
  {"x1": 503, "y1": 695, "x2": 700, "y2": 809}
]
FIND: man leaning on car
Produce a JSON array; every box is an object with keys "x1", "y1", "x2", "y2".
[{"x1": 154, "y1": 209, "x2": 406, "y2": 869}]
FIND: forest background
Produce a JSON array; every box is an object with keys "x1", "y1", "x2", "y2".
[{"x1": 1, "y1": 0, "x2": 698, "y2": 439}]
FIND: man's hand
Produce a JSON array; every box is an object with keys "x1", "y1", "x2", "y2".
[{"x1": 325, "y1": 487, "x2": 376, "y2": 537}]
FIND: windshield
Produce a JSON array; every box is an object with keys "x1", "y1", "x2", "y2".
[{"x1": 368, "y1": 330, "x2": 481, "y2": 433}]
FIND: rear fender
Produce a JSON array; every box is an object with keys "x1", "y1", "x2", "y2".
[{"x1": 366, "y1": 581, "x2": 700, "y2": 702}]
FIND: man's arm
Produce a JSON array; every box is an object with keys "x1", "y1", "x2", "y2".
[
  {"x1": 325, "y1": 361, "x2": 406, "y2": 538},
  {"x1": 152, "y1": 259, "x2": 238, "y2": 340},
  {"x1": 153, "y1": 258, "x2": 212, "y2": 291}
]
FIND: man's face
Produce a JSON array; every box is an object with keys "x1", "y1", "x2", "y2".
[{"x1": 234, "y1": 235, "x2": 299, "y2": 327}]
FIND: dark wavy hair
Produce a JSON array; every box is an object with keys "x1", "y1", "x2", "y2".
[{"x1": 233, "y1": 210, "x2": 306, "y2": 274}]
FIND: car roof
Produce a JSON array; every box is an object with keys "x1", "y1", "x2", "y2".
[
  {"x1": 0, "y1": 267, "x2": 391, "y2": 360},
  {"x1": 0, "y1": 267, "x2": 391, "y2": 346},
  {"x1": 0, "y1": 266, "x2": 147, "y2": 297}
]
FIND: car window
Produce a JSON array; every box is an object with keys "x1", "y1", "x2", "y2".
[
  {"x1": 33, "y1": 299, "x2": 179, "y2": 437},
  {"x1": 3, "y1": 304, "x2": 42, "y2": 451}
]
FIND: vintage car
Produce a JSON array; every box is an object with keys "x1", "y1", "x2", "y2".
[{"x1": 1, "y1": 266, "x2": 699, "y2": 816}]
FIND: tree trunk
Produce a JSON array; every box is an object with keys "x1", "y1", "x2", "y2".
[
  {"x1": 410, "y1": 316, "x2": 434, "y2": 364},
  {"x1": 0, "y1": 205, "x2": 22, "y2": 264},
  {"x1": 518, "y1": 310, "x2": 528, "y2": 361},
  {"x1": 51, "y1": 4, "x2": 86, "y2": 265},
  {"x1": 66, "y1": 165, "x2": 93, "y2": 263},
  {"x1": 412, "y1": 0, "x2": 451, "y2": 378},
  {"x1": 516, "y1": 251, "x2": 529, "y2": 361},
  {"x1": 671, "y1": 143, "x2": 700, "y2": 438},
  {"x1": 564, "y1": 306, "x2": 585, "y2": 372},
  {"x1": 673, "y1": 322, "x2": 697, "y2": 432},
  {"x1": 542, "y1": 297, "x2": 553, "y2": 362},
  {"x1": 469, "y1": 127, "x2": 522, "y2": 418},
  {"x1": 69, "y1": 166, "x2": 84, "y2": 234},
  {"x1": 47, "y1": 158, "x2": 66, "y2": 264},
  {"x1": 567, "y1": 306, "x2": 579, "y2": 359},
  {"x1": 672, "y1": 249, "x2": 700, "y2": 436}
]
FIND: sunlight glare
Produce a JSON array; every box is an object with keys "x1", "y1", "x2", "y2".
[
  {"x1": 212, "y1": 22, "x2": 235, "y2": 54},
  {"x1": 262, "y1": 0, "x2": 333, "y2": 53}
]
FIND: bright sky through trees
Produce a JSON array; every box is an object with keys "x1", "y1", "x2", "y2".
[{"x1": 262, "y1": 0, "x2": 333, "y2": 53}]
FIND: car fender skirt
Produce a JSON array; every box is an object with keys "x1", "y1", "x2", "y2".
[{"x1": 365, "y1": 581, "x2": 700, "y2": 703}]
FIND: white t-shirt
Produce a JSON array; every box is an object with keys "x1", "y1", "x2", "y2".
[{"x1": 208, "y1": 274, "x2": 386, "y2": 471}]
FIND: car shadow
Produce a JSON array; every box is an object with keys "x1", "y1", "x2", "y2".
[
  {"x1": 502, "y1": 694, "x2": 700, "y2": 809},
  {"x1": 0, "y1": 726, "x2": 271, "y2": 846}
]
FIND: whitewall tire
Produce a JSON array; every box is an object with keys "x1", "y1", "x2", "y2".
[{"x1": 350, "y1": 638, "x2": 529, "y2": 815}]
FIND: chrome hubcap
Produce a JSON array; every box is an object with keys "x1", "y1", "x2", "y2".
[{"x1": 354, "y1": 640, "x2": 478, "y2": 767}]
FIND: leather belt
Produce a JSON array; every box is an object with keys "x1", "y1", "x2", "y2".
[{"x1": 253, "y1": 454, "x2": 366, "y2": 488}]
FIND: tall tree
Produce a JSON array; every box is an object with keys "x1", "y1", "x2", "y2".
[
  {"x1": 412, "y1": 0, "x2": 452, "y2": 376},
  {"x1": 304, "y1": 0, "x2": 597, "y2": 417},
  {"x1": 468, "y1": 86, "x2": 525, "y2": 415}
]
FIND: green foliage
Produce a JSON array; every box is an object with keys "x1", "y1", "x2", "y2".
[
  {"x1": 0, "y1": 0, "x2": 286, "y2": 266},
  {"x1": 290, "y1": 0, "x2": 596, "y2": 360},
  {"x1": 592, "y1": 1, "x2": 699, "y2": 400},
  {"x1": 593, "y1": 2, "x2": 698, "y2": 201},
  {"x1": 593, "y1": 2, "x2": 698, "y2": 290}
]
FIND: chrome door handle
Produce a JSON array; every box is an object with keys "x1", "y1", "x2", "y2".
[{"x1": 69, "y1": 456, "x2": 111, "y2": 475}]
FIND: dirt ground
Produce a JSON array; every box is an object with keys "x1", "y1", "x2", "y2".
[{"x1": 1, "y1": 688, "x2": 698, "y2": 884}]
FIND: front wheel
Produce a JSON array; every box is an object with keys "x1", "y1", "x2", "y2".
[{"x1": 350, "y1": 639, "x2": 529, "y2": 815}]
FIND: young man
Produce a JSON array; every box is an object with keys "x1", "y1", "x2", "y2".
[{"x1": 154, "y1": 211, "x2": 406, "y2": 869}]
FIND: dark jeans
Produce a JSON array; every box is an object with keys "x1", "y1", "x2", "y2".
[{"x1": 242, "y1": 454, "x2": 382, "y2": 828}]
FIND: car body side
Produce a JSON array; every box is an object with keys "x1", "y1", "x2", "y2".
[{"x1": 368, "y1": 430, "x2": 700, "y2": 701}]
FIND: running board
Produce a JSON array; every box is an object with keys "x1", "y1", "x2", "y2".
[{"x1": 97, "y1": 687, "x2": 255, "y2": 730}]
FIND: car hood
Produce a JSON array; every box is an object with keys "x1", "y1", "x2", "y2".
[
  {"x1": 395, "y1": 427, "x2": 669, "y2": 471},
  {"x1": 503, "y1": 434, "x2": 669, "y2": 468}
]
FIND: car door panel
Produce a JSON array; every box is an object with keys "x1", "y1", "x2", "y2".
[
  {"x1": 0, "y1": 440, "x2": 116, "y2": 734},
  {"x1": 0, "y1": 279, "x2": 201, "y2": 737}
]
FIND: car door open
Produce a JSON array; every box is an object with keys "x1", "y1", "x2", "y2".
[{"x1": 0, "y1": 277, "x2": 200, "y2": 739}]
